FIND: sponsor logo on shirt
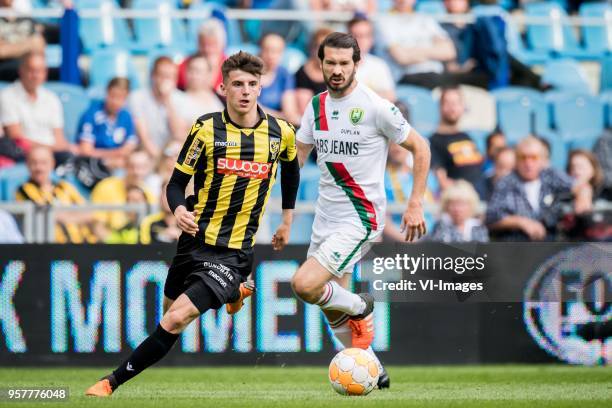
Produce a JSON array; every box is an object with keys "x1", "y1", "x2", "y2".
[
  {"x1": 214, "y1": 141, "x2": 239, "y2": 147},
  {"x1": 185, "y1": 138, "x2": 205, "y2": 167},
  {"x1": 217, "y1": 158, "x2": 271, "y2": 179}
]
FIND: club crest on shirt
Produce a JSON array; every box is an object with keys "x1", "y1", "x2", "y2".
[
  {"x1": 269, "y1": 139, "x2": 280, "y2": 160},
  {"x1": 349, "y1": 108, "x2": 364, "y2": 126}
]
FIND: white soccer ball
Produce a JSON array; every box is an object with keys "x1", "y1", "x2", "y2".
[{"x1": 328, "y1": 348, "x2": 380, "y2": 396}]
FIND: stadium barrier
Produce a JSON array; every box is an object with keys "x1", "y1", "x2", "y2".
[{"x1": 0, "y1": 243, "x2": 609, "y2": 366}]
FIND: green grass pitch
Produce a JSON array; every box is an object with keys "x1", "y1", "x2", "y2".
[{"x1": 0, "y1": 365, "x2": 610, "y2": 407}]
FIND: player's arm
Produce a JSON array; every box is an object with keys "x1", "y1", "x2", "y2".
[
  {"x1": 296, "y1": 141, "x2": 314, "y2": 168},
  {"x1": 273, "y1": 121, "x2": 301, "y2": 250},
  {"x1": 167, "y1": 119, "x2": 206, "y2": 236},
  {"x1": 399, "y1": 128, "x2": 431, "y2": 241}
]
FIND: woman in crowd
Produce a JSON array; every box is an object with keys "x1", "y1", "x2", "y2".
[
  {"x1": 567, "y1": 149, "x2": 604, "y2": 214},
  {"x1": 429, "y1": 179, "x2": 489, "y2": 243},
  {"x1": 295, "y1": 27, "x2": 333, "y2": 115},
  {"x1": 182, "y1": 55, "x2": 224, "y2": 124},
  {"x1": 258, "y1": 32, "x2": 300, "y2": 125}
]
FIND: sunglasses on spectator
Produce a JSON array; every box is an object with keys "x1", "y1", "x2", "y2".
[{"x1": 517, "y1": 153, "x2": 541, "y2": 161}]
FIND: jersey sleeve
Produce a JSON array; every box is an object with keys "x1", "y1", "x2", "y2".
[
  {"x1": 296, "y1": 100, "x2": 315, "y2": 145},
  {"x1": 376, "y1": 99, "x2": 412, "y2": 145},
  {"x1": 175, "y1": 118, "x2": 206, "y2": 175},
  {"x1": 279, "y1": 119, "x2": 297, "y2": 162}
]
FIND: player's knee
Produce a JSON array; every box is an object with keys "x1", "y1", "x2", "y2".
[
  {"x1": 163, "y1": 308, "x2": 196, "y2": 333},
  {"x1": 291, "y1": 274, "x2": 321, "y2": 304}
]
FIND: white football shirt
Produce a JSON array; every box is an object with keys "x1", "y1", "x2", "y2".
[{"x1": 297, "y1": 82, "x2": 411, "y2": 232}]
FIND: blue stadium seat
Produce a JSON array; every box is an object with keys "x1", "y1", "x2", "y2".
[
  {"x1": 395, "y1": 85, "x2": 439, "y2": 136},
  {"x1": 492, "y1": 87, "x2": 550, "y2": 143},
  {"x1": 45, "y1": 82, "x2": 91, "y2": 143},
  {"x1": 415, "y1": 1, "x2": 446, "y2": 15},
  {"x1": 281, "y1": 47, "x2": 307, "y2": 75},
  {"x1": 0, "y1": 164, "x2": 29, "y2": 201},
  {"x1": 89, "y1": 47, "x2": 141, "y2": 89},
  {"x1": 601, "y1": 55, "x2": 612, "y2": 92},
  {"x1": 0, "y1": 81, "x2": 9, "y2": 90},
  {"x1": 601, "y1": 90, "x2": 612, "y2": 128},
  {"x1": 269, "y1": 212, "x2": 314, "y2": 244},
  {"x1": 541, "y1": 59, "x2": 592, "y2": 94},
  {"x1": 525, "y1": 2, "x2": 595, "y2": 60},
  {"x1": 550, "y1": 93, "x2": 604, "y2": 149},
  {"x1": 579, "y1": 2, "x2": 612, "y2": 57},
  {"x1": 78, "y1": 0, "x2": 134, "y2": 53},
  {"x1": 147, "y1": 47, "x2": 186, "y2": 74},
  {"x1": 298, "y1": 163, "x2": 320, "y2": 202},
  {"x1": 539, "y1": 131, "x2": 569, "y2": 170},
  {"x1": 185, "y1": 2, "x2": 242, "y2": 49},
  {"x1": 132, "y1": 0, "x2": 188, "y2": 54}
]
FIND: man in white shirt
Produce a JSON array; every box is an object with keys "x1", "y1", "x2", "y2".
[
  {"x1": 0, "y1": 52, "x2": 71, "y2": 152},
  {"x1": 347, "y1": 16, "x2": 396, "y2": 102},
  {"x1": 292, "y1": 32, "x2": 430, "y2": 389},
  {"x1": 129, "y1": 56, "x2": 189, "y2": 158},
  {"x1": 378, "y1": 0, "x2": 456, "y2": 89}
]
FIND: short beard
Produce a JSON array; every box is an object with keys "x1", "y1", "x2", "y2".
[{"x1": 324, "y1": 69, "x2": 356, "y2": 94}]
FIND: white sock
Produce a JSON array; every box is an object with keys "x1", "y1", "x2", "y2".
[
  {"x1": 328, "y1": 314, "x2": 352, "y2": 347},
  {"x1": 316, "y1": 281, "x2": 365, "y2": 316}
]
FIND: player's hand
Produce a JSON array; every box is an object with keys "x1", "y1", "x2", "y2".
[
  {"x1": 401, "y1": 199, "x2": 427, "y2": 242},
  {"x1": 174, "y1": 206, "x2": 198, "y2": 236},
  {"x1": 272, "y1": 223, "x2": 291, "y2": 251}
]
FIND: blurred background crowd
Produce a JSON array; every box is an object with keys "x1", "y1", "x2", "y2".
[{"x1": 0, "y1": 0, "x2": 611, "y2": 244}]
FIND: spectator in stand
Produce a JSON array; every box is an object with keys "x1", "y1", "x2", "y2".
[
  {"x1": 295, "y1": 27, "x2": 333, "y2": 115},
  {"x1": 483, "y1": 146, "x2": 515, "y2": 201},
  {"x1": 0, "y1": 209, "x2": 24, "y2": 243},
  {"x1": 177, "y1": 19, "x2": 227, "y2": 92},
  {"x1": 129, "y1": 56, "x2": 189, "y2": 159},
  {"x1": 16, "y1": 146, "x2": 96, "y2": 243},
  {"x1": 310, "y1": 0, "x2": 376, "y2": 15},
  {"x1": 77, "y1": 77, "x2": 137, "y2": 169},
  {"x1": 443, "y1": 0, "x2": 547, "y2": 90},
  {"x1": 593, "y1": 129, "x2": 612, "y2": 201},
  {"x1": 105, "y1": 185, "x2": 149, "y2": 244},
  {"x1": 383, "y1": 142, "x2": 435, "y2": 242},
  {"x1": 567, "y1": 149, "x2": 604, "y2": 214},
  {"x1": 90, "y1": 150, "x2": 156, "y2": 241},
  {"x1": 378, "y1": 0, "x2": 455, "y2": 89},
  {"x1": 0, "y1": 0, "x2": 46, "y2": 81},
  {"x1": 486, "y1": 136, "x2": 574, "y2": 241},
  {"x1": 483, "y1": 130, "x2": 507, "y2": 175},
  {"x1": 347, "y1": 16, "x2": 396, "y2": 102},
  {"x1": 182, "y1": 55, "x2": 224, "y2": 124},
  {"x1": 140, "y1": 181, "x2": 181, "y2": 244},
  {"x1": 429, "y1": 180, "x2": 488, "y2": 243},
  {"x1": 0, "y1": 52, "x2": 74, "y2": 161},
  {"x1": 430, "y1": 86, "x2": 484, "y2": 195},
  {"x1": 258, "y1": 32, "x2": 300, "y2": 125}
]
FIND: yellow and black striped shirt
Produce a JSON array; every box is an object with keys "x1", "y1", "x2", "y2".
[{"x1": 175, "y1": 107, "x2": 297, "y2": 249}]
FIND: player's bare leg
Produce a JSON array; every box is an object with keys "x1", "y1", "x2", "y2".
[
  {"x1": 292, "y1": 257, "x2": 375, "y2": 349},
  {"x1": 86, "y1": 287, "x2": 211, "y2": 397}
]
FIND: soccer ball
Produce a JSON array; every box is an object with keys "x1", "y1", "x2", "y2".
[{"x1": 328, "y1": 348, "x2": 379, "y2": 396}]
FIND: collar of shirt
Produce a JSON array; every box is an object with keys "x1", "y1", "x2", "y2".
[{"x1": 222, "y1": 105, "x2": 267, "y2": 129}]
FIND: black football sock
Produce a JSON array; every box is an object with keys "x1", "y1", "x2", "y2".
[{"x1": 110, "y1": 324, "x2": 179, "y2": 389}]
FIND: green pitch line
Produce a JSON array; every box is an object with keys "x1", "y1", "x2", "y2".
[{"x1": 0, "y1": 365, "x2": 610, "y2": 408}]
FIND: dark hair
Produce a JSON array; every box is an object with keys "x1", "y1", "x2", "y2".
[
  {"x1": 107, "y1": 77, "x2": 130, "y2": 92},
  {"x1": 347, "y1": 15, "x2": 370, "y2": 32},
  {"x1": 567, "y1": 149, "x2": 604, "y2": 189},
  {"x1": 439, "y1": 85, "x2": 462, "y2": 102},
  {"x1": 151, "y1": 56, "x2": 175, "y2": 75},
  {"x1": 317, "y1": 32, "x2": 361, "y2": 63},
  {"x1": 221, "y1": 51, "x2": 264, "y2": 82},
  {"x1": 485, "y1": 129, "x2": 505, "y2": 152}
]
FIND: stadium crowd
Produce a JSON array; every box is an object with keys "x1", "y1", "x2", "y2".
[{"x1": 0, "y1": 0, "x2": 611, "y2": 244}]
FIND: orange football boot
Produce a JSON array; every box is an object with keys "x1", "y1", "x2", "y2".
[
  {"x1": 85, "y1": 379, "x2": 113, "y2": 397},
  {"x1": 349, "y1": 293, "x2": 375, "y2": 349},
  {"x1": 226, "y1": 281, "x2": 255, "y2": 315}
]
